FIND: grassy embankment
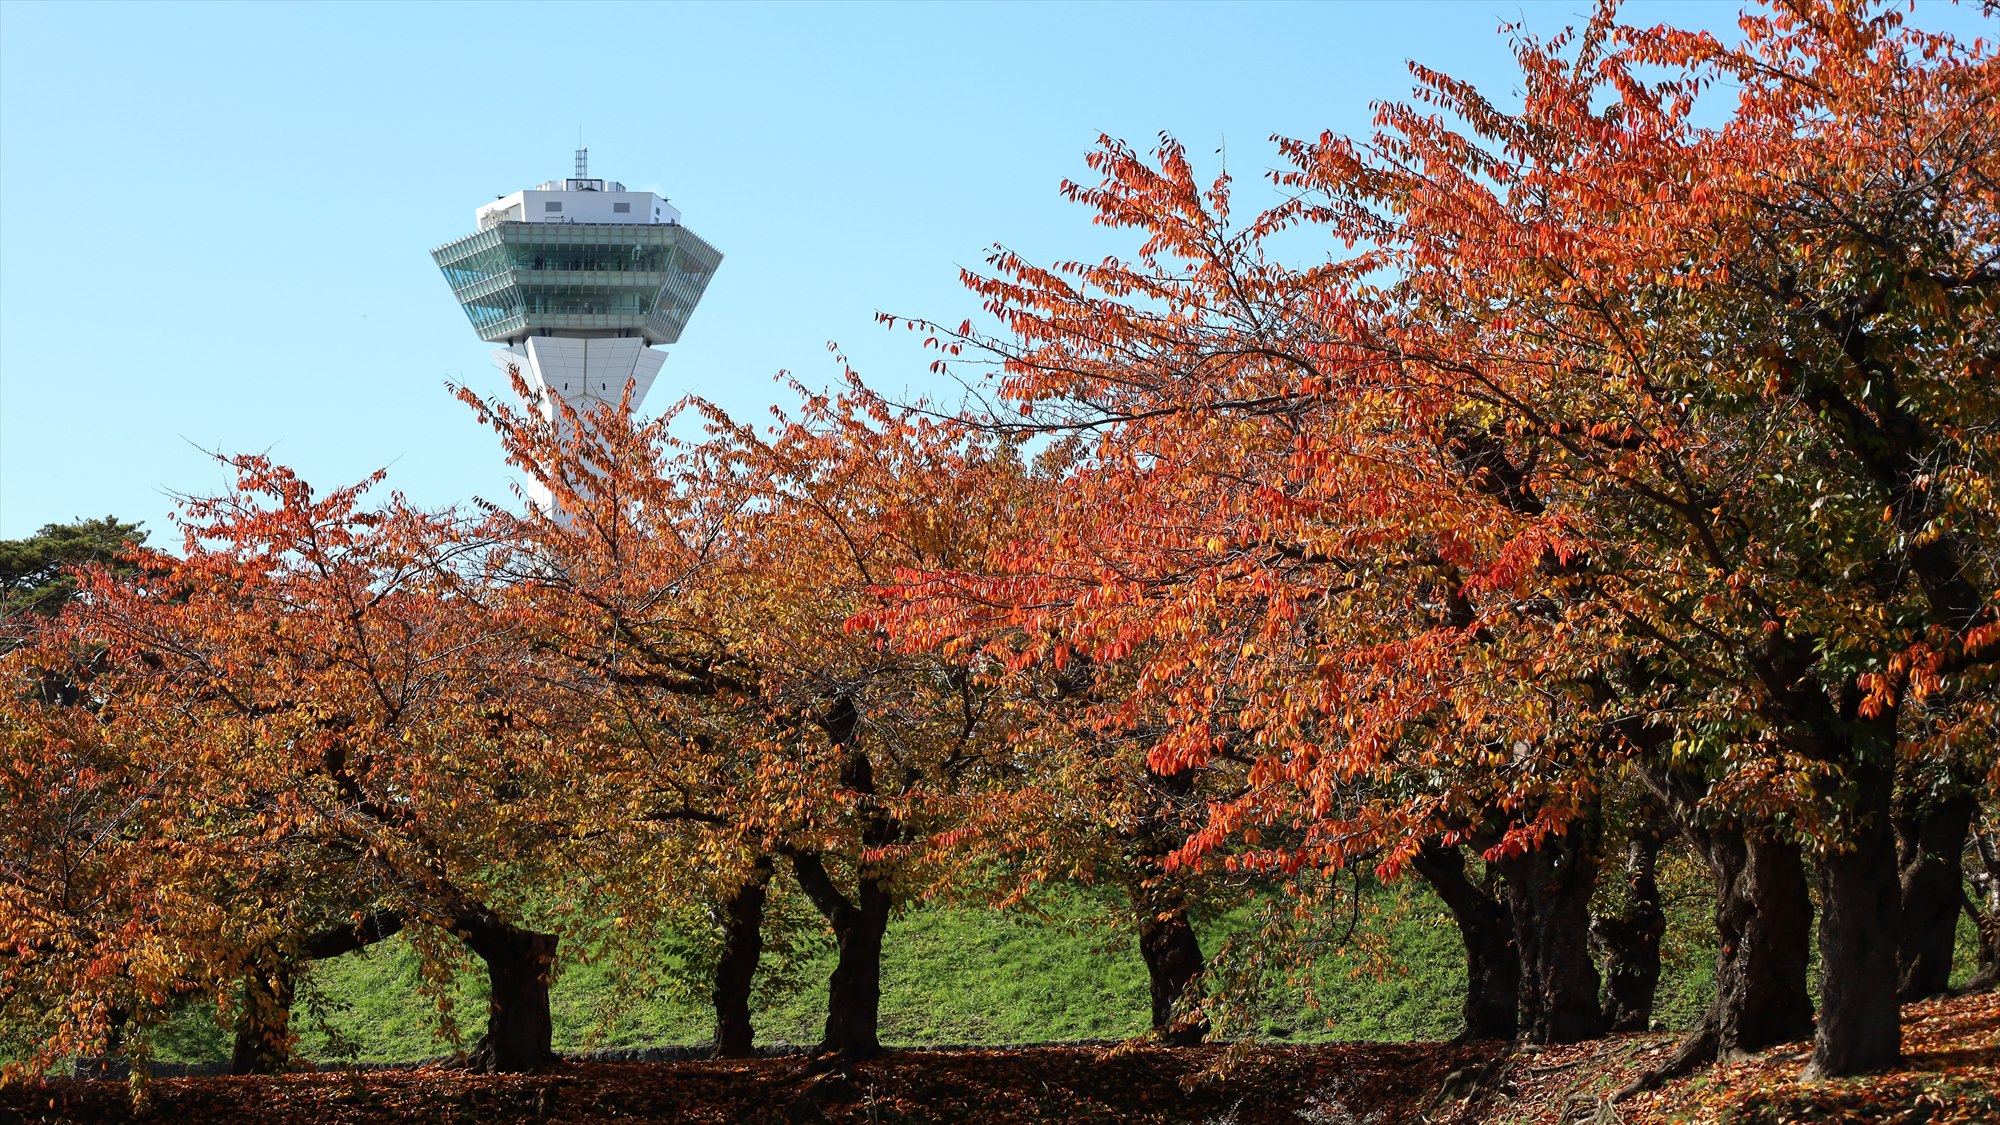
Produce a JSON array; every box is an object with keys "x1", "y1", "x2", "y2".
[{"x1": 147, "y1": 857, "x2": 1750, "y2": 1064}]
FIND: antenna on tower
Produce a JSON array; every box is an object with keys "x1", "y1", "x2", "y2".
[{"x1": 575, "y1": 134, "x2": 588, "y2": 180}]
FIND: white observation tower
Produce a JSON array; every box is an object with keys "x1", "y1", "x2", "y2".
[{"x1": 431, "y1": 149, "x2": 723, "y2": 511}]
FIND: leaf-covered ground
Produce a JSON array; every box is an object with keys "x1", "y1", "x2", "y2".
[
  {"x1": 6, "y1": 1041, "x2": 1499, "y2": 1125},
  {"x1": 1483, "y1": 989, "x2": 2000, "y2": 1125},
  {"x1": 7, "y1": 991, "x2": 1993, "y2": 1124}
]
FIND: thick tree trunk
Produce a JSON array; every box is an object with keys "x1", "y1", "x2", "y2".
[
  {"x1": 1709, "y1": 833, "x2": 1816, "y2": 1055},
  {"x1": 793, "y1": 694, "x2": 896, "y2": 1060},
  {"x1": 711, "y1": 856, "x2": 772, "y2": 1058},
  {"x1": 1617, "y1": 828, "x2": 1816, "y2": 1100},
  {"x1": 1635, "y1": 764, "x2": 1814, "y2": 1063},
  {"x1": 1124, "y1": 762, "x2": 1207, "y2": 1045},
  {"x1": 230, "y1": 963, "x2": 296, "y2": 1075},
  {"x1": 1608, "y1": 828, "x2": 1816, "y2": 1096},
  {"x1": 1896, "y1": 790, "x2": 1976, "y2": 1002},
  {"x1": 102, "y1": 1004, "x2": 130, "y2": 1060},
  {"x1": 1134, "y1": 893, "x2": 1206, "y2": 1045},
  {"x1": 821, "y1": 882, "x2": 890, "y2": 1058},
  {"x1": 791, "y1": 850, "x2": 891, "y2": 1059},
  {"x1": 1593, "y1": 829, "x2": 1667, "y2": 1033},
  {"x1": 1809, "y1": 762, "x2": 1904, "y2": 1079},
  {"x1": 1496, "y1": 828, "x2": 1604, "y2": 1045},
  {"x1": 1412, "y1": 843, "x2": 1519, "y2": 1040},
  {"x1": 462, "y1": 918, "x2": 559, "y2": 1073}
]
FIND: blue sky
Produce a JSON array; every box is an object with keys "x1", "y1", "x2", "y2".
[{"x1": 1, "y1": 1, "x2": 1987, "y2": 540}]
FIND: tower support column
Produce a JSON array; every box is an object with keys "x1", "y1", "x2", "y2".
[{"x1": 491, "y1": 336, "x2": 668, "y2": 519}]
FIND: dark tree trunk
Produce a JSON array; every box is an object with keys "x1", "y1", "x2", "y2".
[
  {"x1": 1968, "y1": 818, "x2": 2000, "y2": 991},
  {"x1": 230, "y1": 911, "x2": 403, "y2": 1076},
  {"x1": 1633, "y1": 765, "x2": 1813, "y2": 1070},
  {"x1": 1123, "y1": 763, "x2": 1207, "y2": 1044},
  {"x1": 1809, "y1": 759, "x2": 1904, "y2": 1079},
  {"x1": 1709, "y1": 832, "x2": 1816, "y2": 1054},
  {"x1": 1593, "y1": 828, "x2": 1667, "y2": 1033},
  {"x1": 1965, "y1": 891, "x2": 2000, "y2": 992},
  {"x1": 462, "y1": 917, "x2": 559, "y2": 1073},
  {"x1": 1495, "y1": 827, "x2": 1604, "y2": 1044},
  {"x1": 230, "y1": 963, "x2": 296, "y2": 1075},
  {"x1": 783, "y1": 693, "x2": 900, "y2": 1060},
  {"x1": 791, "y1": 851, "x2": 890, "y2": 1059},
  {"x1": 1134, "y1": 893, "x2": 1206, "y2": 1044},
  {"x1": 1896, "y1": 789, "x2": 1976, "y2": 1002},
  {"x1": 103, "y1": 1004, "x2": 130, "y2": 1059},
  {"x1": 821, "y1": 881, "x2": 890, "y2": 1058},
  {"x1": 1618, "y1": 826, "x2": 1817, "y2": 1100},
  {"x1": 1412, "y1": 843, "x2": 1519, "y2": 1040},
  {"x1": 712, "y1": 855, "x2": 773, "y2": 1058}
]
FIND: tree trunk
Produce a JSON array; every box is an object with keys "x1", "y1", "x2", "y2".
[
  {"x1": 786, "y1": 693, "x2": 897, "y2": 1060},
  {"x1": 1593, "y1": 829, "x2": 1666, "y2": 1033},
  {"x1": 821, "y1": 887, "x2": 890, "y2": 1059},
  {"x1": 1809, "y1": 761, "x2": 1904, "y2": 1078},
  {"x1": 1123, "y1": 761, "x2": 1207, "y2": 1045},
  {"x1": 1967, "y1": 817, "x2": 2000, "y2": 991},
  {"x1": 230, "y1": 962, "x2": 296, "y2": 1075},
  {"x1": 1617, "y1": 825, "x2": 1817, "y2": 1100},
  {"x1": 791, "y1": 850, "x2": 890, "y2": 1059},
  {"x1": 712, "y1": 856, "x2": 772, "y2": 1058},
  {"x1": 1896, "y1": 789, "x2": 1976, "y2": 1002},
  {"x1": 462, "y1": 918, "x2": 559, "y2": 1073},
  {"x1": 230, "y1": 911, "x2": 403, "y2": 1075},
  {"x1": 1710, "y1": 832, "x2": 1816, "y2": 1054},
  {"x1": 1636, "y1": 764, "x2": 1814, "y2": 1052},
  {"x1": 1412, "y1": 843, "x2": 1519, "y2": 1040},
  {"x1": 1495, "y1": 828, "x2": 1604, "y2": 1044},
  {"x1": 1134, "y1": 893, "x2": 1206, "y2": 1045}
]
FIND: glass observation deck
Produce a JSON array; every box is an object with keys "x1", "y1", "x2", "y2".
[{"x1": 430, "y1": 222, "x2": 723, "y2": 346}]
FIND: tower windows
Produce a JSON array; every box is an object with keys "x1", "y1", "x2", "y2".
[
  {"x1": 613, "y1": 202, "x2": 631, "y2": 213},
  {"x1": 544, "y1": 201, "x2": 563, "y2": 213}
]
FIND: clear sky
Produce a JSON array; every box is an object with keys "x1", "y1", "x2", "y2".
[{"x1": 1, "y1": 1, "x2": 1988, "y2": 541}]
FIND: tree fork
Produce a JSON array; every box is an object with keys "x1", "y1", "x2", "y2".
[{"x1": 790, "y1": 850, "x2": 890, "y2": 1060}]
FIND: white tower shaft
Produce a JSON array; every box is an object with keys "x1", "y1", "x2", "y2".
[{"x1": 492, "y1": 337, "x2": 669, "y2": 521}]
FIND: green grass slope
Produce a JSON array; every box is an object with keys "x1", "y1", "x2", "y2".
[
  {"x1": 156, "y1": 843, "x2": 2000, "y2": 1065},
  {"x1": 153, "y1": 880, "x2": 1482, "y2": 1063}
]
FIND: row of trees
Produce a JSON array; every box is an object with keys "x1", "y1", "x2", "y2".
[{"x1": 3, "y1": 0, "x2": 1996, "y2": 1088}]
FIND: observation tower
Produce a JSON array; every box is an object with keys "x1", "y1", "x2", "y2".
[{"x1": 431, "y1": 149, "x2": 722, "y2": 507}]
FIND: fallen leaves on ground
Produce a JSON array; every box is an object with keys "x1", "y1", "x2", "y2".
[
  {"x1": 1479, "y1": 989, "x2": 2000, "y2": 1125},
  {"x1": 2, "y1": 1041, "x2": 1499, "y2": 1125},
  {"x1": 4, "y1": 991, "x2": 1993, "y2": 1124}
]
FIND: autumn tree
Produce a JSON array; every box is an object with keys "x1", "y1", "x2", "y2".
[
  {"x1": 0, "y1": 634, "x2": 192, "y2": 1077},
  {"x1": 463, "y1": 368, "x2": 1034, "y2": 1059},
  {"x1": 53, "y1": 460, "x2": 587, "y2": 1074},
  {"x1": 883, "y1": 0, "x2": 1996, "y2": 1080}
]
